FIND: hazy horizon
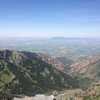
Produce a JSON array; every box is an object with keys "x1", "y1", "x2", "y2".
[{"x1": 0, "y1": 36, "x2": 100, "y2": 39}]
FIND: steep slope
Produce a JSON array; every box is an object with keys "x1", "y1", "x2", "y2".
[
  {"x1": 65, "y1": 55, "x2": 100, "y2": 89},
  {"x1": 0, "y1": 50, "x2": 78, "y2": 96},
  {"x1": 69, "y1": 55, "x2": 100, "y2": 75}
]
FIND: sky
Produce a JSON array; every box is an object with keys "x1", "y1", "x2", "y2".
[{"x1": 0, "y1": 0, "x2": 100, "y2": 38}]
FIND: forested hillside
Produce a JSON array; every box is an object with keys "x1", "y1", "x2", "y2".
[{"x1": 0, "y1": 50, "x2": 78, "y2": 97}]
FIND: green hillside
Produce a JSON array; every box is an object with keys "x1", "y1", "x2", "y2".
[{"x1": 0, "y1": 50, "x2": 78, "y2": 97}]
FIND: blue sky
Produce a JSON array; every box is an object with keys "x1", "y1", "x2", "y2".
[{"x1": 0, "y1": 0, "x2": 100, "y2": 37}]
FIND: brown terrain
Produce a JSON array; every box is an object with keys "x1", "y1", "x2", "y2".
[
  {"x1": 38, "y1": 53, "x2": 65, "y2": 71},
  {"x1": 38, "y1": 53, "x2": 100, "y2": 76},
  {"x1": 69, "y1": 55, "x2": 100, "y2": 74}
]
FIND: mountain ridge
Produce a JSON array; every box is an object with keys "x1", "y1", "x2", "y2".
[{"x1": 0, "y1": 49, "x2": 78, "y2": 97}]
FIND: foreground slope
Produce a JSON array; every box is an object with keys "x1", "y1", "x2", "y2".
[{"x1": 0, "y1": 50, "x2": 78, "y2": 96}]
